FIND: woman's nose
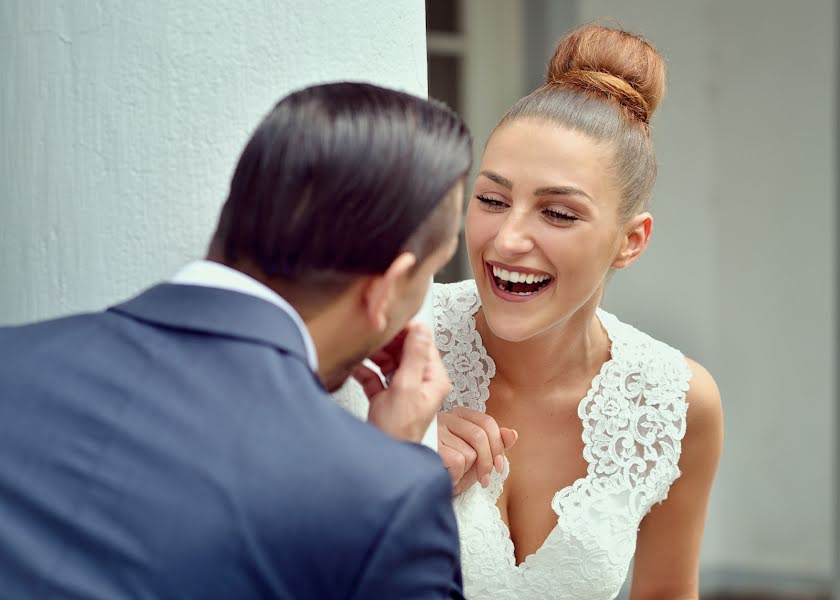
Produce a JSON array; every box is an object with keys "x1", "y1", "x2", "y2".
[{"x1": 493, "y1": 212, "x2": 534, "y2": 257}]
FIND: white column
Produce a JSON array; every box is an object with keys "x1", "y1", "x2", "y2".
[{"x1": 0, "y1": 0, "x2": 428, "y2": 325}]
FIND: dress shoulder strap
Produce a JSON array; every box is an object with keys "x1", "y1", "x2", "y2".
[{"x1": 433, "y1": 281, "x2": 496, "y2": 413}]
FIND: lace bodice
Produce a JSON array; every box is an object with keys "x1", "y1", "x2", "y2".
[{"x1": 435, "y1": 280, "x2": 691, "y2": 600}]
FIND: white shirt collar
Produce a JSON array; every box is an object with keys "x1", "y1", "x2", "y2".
[{"x1": 171, "y1": 260, "x2": 319, "y2": 371}]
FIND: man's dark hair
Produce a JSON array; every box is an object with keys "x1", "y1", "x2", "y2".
[{"x1": 210, "y1": 82, "x2": 472, "y2": 295}]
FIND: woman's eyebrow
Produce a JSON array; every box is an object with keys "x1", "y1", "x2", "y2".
[{"x1": 480, "y1": 170, "x2": 593, "y2": 203}]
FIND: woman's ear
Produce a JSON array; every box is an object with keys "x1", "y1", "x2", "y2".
[
  {"x1": 612, "y1": 212, "x2": 653, "y2": 270},
  {"x1": 362, "y1": 252, "x2": 417, "y2": 332}
]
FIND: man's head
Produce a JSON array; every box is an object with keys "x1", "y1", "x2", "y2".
[{"x1": 208, "y1": 82, "x2": 472, "y2": 389}]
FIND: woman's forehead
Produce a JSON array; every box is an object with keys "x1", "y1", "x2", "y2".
[{"x1": 479, "y1": 120, "x2": 616, "y2": 202}]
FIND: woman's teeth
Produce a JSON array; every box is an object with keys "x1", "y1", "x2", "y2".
[
  {"x1": 492, "y1": 265, "x2": 550, "y2": 284},
  {"x1": 491, "y1": 265, "x2": 552, "y2": 295}
]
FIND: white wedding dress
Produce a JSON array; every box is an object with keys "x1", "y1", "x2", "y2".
[
  {"x1": 435, "y1": 280, "x2": 692, "y2": 599},
  {"x1": 333, "y1": 279, "x2": 692, "y2": 599}
]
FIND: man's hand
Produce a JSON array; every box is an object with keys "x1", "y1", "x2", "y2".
[
  {"x1": 354, "y1": 322, "x2": 451, "y2": 443},
  {"x1": 438, "y1": 407, "x2": 518, "y2": 495}
]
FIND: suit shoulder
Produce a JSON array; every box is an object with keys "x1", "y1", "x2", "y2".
[
  {"x1": 236, "y1": 374, "x2": 451, "y2": 502},
  {"x1": 369, "y1": 438, "x2": 447, "y2": 486},
  {"x1": 332, "y1": 411, "x2": 452, "y2": 504},
  {"x1": 0, "y1": 311, "x2": 114, "y2": 358},
  {"x1": 332, "y1": 413, "x2": 451, "y2": 497}
]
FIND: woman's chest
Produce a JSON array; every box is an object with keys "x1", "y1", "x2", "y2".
[{"x1": 484, "y1": 383, "x2": 592, "y2": 561}]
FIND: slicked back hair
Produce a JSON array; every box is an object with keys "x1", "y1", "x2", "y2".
[{"x1": 211, "y1": 82, "x2": 472, "y2": 296}]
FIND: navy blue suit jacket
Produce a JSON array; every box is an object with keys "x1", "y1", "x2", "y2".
[{"x1": 0, "y1": 284, "x2": 463, "y2": 599}]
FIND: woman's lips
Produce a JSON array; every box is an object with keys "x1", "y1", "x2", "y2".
[{"x1": 484, "y1": 261, "x2": 554, "y2": 303}]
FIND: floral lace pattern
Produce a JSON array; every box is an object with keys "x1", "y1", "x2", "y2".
[
  {"x1": 434, "y1": 283, "x2": 496, "y2": 413},
  {"x1": 434, "y1": 280, "x2": 692, "y2": 600}
]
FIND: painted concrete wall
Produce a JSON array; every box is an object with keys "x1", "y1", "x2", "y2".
[
  {"x1": 575, "y1": 0, "x2": 836, "y2": 588},
  {"x1": 0, "y1": 1, "x2": 428, "y2": 324}
]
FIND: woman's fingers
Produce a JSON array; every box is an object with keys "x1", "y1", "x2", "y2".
[
  {"x1": 439, "y1": 414, "x2": 494, "y2": 487},
  {"x1": 439, "y1": 425, "x2": 476, "y2": 472},
  {"x1": 450, "y1": 407, "x2": 506, "y2": 478},
  {"x1": 438, "y1": 408, "x2": 517, "y2": 494},
  {"x1": 500, "y1": 427, "x2": 519, "y2": 450},
  {"x1": 454, "y1": 465, "x2": 480, "y2": 496},
  {"x1": 439, "y1": 423, "x2": 481, "y2": 488}
]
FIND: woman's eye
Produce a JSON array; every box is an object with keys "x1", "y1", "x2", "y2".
[
  {"x1": 476, "y1": 195, "x2": 508, "y2": 210},
  {"x1": 544, "y1": 208, "x2": 578, "y2": 222}
]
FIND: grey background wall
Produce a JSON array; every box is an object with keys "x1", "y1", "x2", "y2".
[{"x1": 0, "y1": 0, "x2": 429, "y2": 325}]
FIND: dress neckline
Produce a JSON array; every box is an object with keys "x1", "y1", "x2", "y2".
[
  {"x1": 464, "y1": 293, "x2": 619, "y2": 570},
  {"x1": 434, "y1": 279, "x2": 692, "y2": 597}
]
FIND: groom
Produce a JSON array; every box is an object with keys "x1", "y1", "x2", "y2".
[{"x1": 0, "y1": 83, "x2": 471, "y2": 599}]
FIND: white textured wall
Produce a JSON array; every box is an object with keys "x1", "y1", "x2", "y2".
[
  {"x1": 579, "y1": 0, "x2": 836, "y2": 585},
  {"x1": 0, "y1": 1, "x2": 428, "y2": 324}
]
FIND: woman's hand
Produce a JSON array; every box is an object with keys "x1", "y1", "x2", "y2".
[{"x1": 438, "y1": 407, "x2": 518, "y2": 495}]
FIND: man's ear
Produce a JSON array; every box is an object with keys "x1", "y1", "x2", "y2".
[
  {"x1": 363, "y1": 252, "x2": 417, "y2": 332},
  {"x1": 611, "y1": 212, "x2": 653, "y2": 270}
]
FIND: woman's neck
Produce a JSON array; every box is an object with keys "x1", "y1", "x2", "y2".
[{"x1": 474, "y1": 300, "x2": 611, "y2": 391}]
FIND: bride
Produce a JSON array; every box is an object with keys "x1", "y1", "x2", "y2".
[
  {"x1": 432, "y1": 24, "x2": 723, "y2": 599},
  {"x1": 338, "y1": 23, "x2": 723, "y2": 600}
]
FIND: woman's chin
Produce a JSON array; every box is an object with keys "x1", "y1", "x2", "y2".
[{"x1": 480, "y1": 313, "x2": 541, "y2": 344}]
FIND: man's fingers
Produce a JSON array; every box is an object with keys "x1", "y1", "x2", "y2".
[
  {"x1": 379, "y1": 326, "x2": 410, "y2": 361},
  {"x1": 422, "y1": 343, "x2": 452, "y2": 399},
  {"x1": 364, "y1": 350, "x2": 398, "y2": 377},
  {"x1": 352, "y1": 365, "x2": 386, "y2": 400},
  {"x1": 388, "y1": 323, "x2": 432, "y2": 392},
  {"x1": 365, "y1": 327, "x2": 411, "y2": 380}
]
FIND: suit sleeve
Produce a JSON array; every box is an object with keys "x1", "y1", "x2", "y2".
[{"x1": 349, "y1": 465, "x2": 465, "y2": 600}]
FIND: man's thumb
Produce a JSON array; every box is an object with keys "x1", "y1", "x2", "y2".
[{"x1": 388, "y1": 322, "x2": 431, "y2": 389}]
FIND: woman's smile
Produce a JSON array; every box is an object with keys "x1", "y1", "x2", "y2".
[{"x1": 484, "y1": 260, "x2": 554, "y2": 303}]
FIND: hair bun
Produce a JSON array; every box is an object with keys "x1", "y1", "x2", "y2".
[{"x1": 546, "y1": 25, "x2": 665, "y2": 125}]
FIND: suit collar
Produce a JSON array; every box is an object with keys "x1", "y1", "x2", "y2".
[
  {"x1": 109, "y1": 284, "x2": 313, "y2": 368},
  {"x1": 170, "y1": 261, "x2": 318, "y2": 370}
]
